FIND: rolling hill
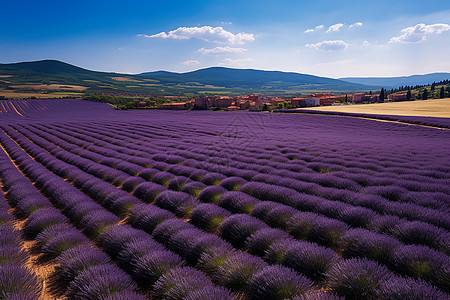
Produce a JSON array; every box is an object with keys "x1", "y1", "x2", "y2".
[
  {"x1": 0, "y1": 60, "x2": 375, "y2": 98},
  {"x1": 139, "y1": 67, "x2": 372, "y2": 91},
  {"x1": 340, "y1": 73, "x2": 450, "y2": 88}
]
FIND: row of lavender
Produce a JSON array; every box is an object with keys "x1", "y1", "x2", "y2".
[
  {"x1": 30, "y1": 121, "x2": 450, "y2": 215},
  {"x1": 24, "y1": 121, "x2": 449, "y2": 232},
  {"x1": 274, "y1": 109, "x2": 450, "y2": 129},
  {"x1": 1, "y1": 119, "x2": 448, "y2": 298},
  {"x1": 1, "y1": 101, "x2": 449, "y2": 299},
  {"x1": 0, "y1": 179, "x2": 41, "y2": 299},
  {"x1": 5, "y1": 122, "x2": 448, "y2": 262},
  {"x1": 0, "y1": 120, "x2": 338, "y2": 299}
]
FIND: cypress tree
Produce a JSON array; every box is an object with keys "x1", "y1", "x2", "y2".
[
  {"x1": 406, "y1": 88, "x2": 411, "y2": 100},
  {"x1": 440, "y1": 86, "x2": 445, "y2": 98},
  {"x1": 379, "y1": 88, "x2": 385, "y2": 102},
  {"x1": 422, "y1": 88, "x2": 428, "y2": 100},
  {"x1": 431, "y1": 82, "x2": 436, "y2": 91}
]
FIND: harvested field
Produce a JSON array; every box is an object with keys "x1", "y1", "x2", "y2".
[
  {"x1": 10, "y1": 84, "x2": 88, "y2": 91},
  {"x1": 297, "y1": 98, "x2": 450, "y2": 118}
]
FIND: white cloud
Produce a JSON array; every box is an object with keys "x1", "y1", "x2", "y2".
[
  {"x1": 349, "y1": 22, "x2": 363, "y2": 28},
  {"x1": 221, "y1": 21, "x2": 232, "y2": 25},
  {"x1": 182, "y1": 60, "x2": 200, "y2": 65},
  {"x1": 362, "y1": 40, "x2": 370, "y2": 46},
  {"x1": 326, "y1": 23, "x2": 344, "y2": 33},
  {"x1": 219, "y1": 58, "x2": 254, "y2": 67},
  {"x1": 304, "y1": 25, "x2": 324, "y2": 33},
  {"x1": 139, "y1": 26, "x2": 254, "y2": 44},
  {"x1": 390, "y1": 23, "x2": 450, "y2": 43},
  {"x1": 198, "y1": 46, "x2": 248, "y2": 55},
  {"x1": 306, "y1": 40, "x2": 349, "y2": 52}
]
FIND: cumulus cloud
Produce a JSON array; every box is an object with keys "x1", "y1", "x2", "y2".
[
  {"x1": 349, "y1": 22, "x2": 363, "y2": 28},
  {"x1": 306, "y1": 40, "x2": 348, "y2": 52},
  {"x1": 390, "y1": 23, "x2": 450, "y2": 43},
  {"x1": 305, "y1": 24, "x2": 324, "y2": 33},
  {"x1": 198, "y1": 46, "x2": 248, "y2": 55},
  {"x1": 362, "y1": 40, "x2": 370, "y2": 46},
  {"x1": 326, "y1": 23, "x2": 344, "y2": 33},
  {"x1": 182, "y1": 60, "x2": 200, "y2": 65},
  {"x1": 139, "y1": 26, "x2": 254, "y2": 44}
]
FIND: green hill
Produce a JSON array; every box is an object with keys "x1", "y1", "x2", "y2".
[{"x1": 0, "y1": 60, "x2": 375, "y2": 98}]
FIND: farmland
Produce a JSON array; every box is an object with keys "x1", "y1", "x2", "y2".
[
  {"x1": 297, "y1": 98, "x2": 450, "y2": 118},
  {"x1": 0, "y1": 99, "x2": 449, "y2": 299}
]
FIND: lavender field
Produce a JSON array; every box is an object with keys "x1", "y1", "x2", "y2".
[{"x1": 0, "y1": 99, "x2": 449, "y2": 299}]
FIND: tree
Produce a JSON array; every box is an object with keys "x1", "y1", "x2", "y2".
[
  {"x1": 440, "y1": 86, "x2": 445, "y2": 99},
  {"x1": 262, "y1": 104, "x2": 268, "y2": 111},
  {"x1": 406, "y1": 88, "x2": 411, "y2": 100},
  {"x1": 345, "y1": 94, "x2": 348, "y2": 102},
  {"x1": 431, "y1": 82, "x2": 436, "y2": 91},
  {"x1": 369, "y1": 90, "x2": 372, "y2": 95},
  {"x1": 379, "y1": 88, "x2": 385, "y2": 102},
  {"x1": 422, "y1": 88, "x2": 428, "y2": 100}
]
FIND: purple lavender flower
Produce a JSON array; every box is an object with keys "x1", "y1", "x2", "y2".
[
  {"x1": 219, "y1": 214, "x2": 268, "y2": 248},
  {"x1": 390, "y1": 244, "x2": 449, "y2": 290},
  {"x1": 80, "y1": 210, "x2": 120, "y2": 239},
  {"x1": 0, "y1": 245, "x2": 29, "y2": 266},
  {"x1": 131, "y1": 250, "x2": 184, "y2": 289},
  {"x1": 121, "y1": 176, "x2": 146, "y2": 192},
  {"x1": 339, "y1": 228, "x2": 401, "y2": 265},
  {"x1": 138, "y1": 168, "x2": 160, "y2": 181},
  {"x1": 377, "y1": 276, "x2": 449, "y2": 300},
  {"x1": 185, "y1": 286, "x2": 235, "y2": 300},
  {"x1": 23, "y1": 208, "x2": 69, "y2": 239},
  {"x1": 127, "y1": 203, "x2": 176, "y2": 234},
  {"x1": 152, "y1": 266, "x2": 213, "y2": 300},
  {"x1": 190, "y1": 203, "x2": 231, "y2": 232},
  {"x1": 220, "y1": 177, "x2": 248, "y2": 191},
  {"x1": 133, "y1": 182, "x2": 167, "y2": 203},
  {"x1": 152, "y1": 218, "x2": 194, "y2": 244},
  {"x1": 0, "y1": 264, "x2": 41, "y2": 297},
  {"x1": 201, "y1": 172, "x2": 227, "y2": 186},
  {"x1": 249, "y1": 265, "x2": 313, "y2": 300},
  {"x1": 152, "y1": 172, "x2": 176, "y2": 186},
  {"x1": 214, "y1": 252, "x2": 267, "y2": 294},
  {"x1": 283, "y1": 240, "x2": 340, "y2": 281},
  {"x1": 198, "y1": 186, "x2": 227, "y2": 204},
  {"x1": 182, "y1": 181, "x2": 207, "y2": 197},
  {"x1": 168, "y1": 176, "x2": 192, "y2": 191},
  {"x1": 218, "y1": 191, "x2": 258, "y2": 214},
  {"x1": 154, "y1": 191, "x2": 198, "y2": 217},
  {"x1": 66, "y1": 263, "x2": 138, "y2": 299},
  {"x1": 197, "y1": 246, "x2": 238, "y2": 276},
  {"x1": 245, "y1": 228, "x2": 290, "y2": 257},
  {"x1": 325, "y1": 258, "x2": 394, "y2": 299},
  {"x1": 117, "y1": 237, "x2": 166, "y2": 271},
  {"x1": 389, "y1": 221, "x2": 449, "y2": 253}
]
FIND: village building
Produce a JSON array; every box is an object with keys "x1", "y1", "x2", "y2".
[
  {"x1": 160, "y1": 102, "x2": 189, "y2": 110},
  {"x1": 291, "y1": 97, "x2": 308, "y2": 107},
  {"x1": 352, "y1": 93, "x2": 379, "y2": 104},
  {"x1": 388, "y1": 92, "x2": 416, "y2": 101}
]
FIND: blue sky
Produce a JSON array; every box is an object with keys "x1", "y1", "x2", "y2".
[{"x1": 1, "y1": 0, "x2": 450, "y2": 77}]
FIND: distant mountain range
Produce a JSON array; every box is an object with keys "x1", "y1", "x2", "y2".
[
  {"x1": 340, "y1": 73, "x2": 450, "y2": 88},
  {"x1": 0, "y1": 60, "x2": 372, "y2": 95},
  {"x1": 0, "y1": 60, "x2": 447, "y2": 97}
]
